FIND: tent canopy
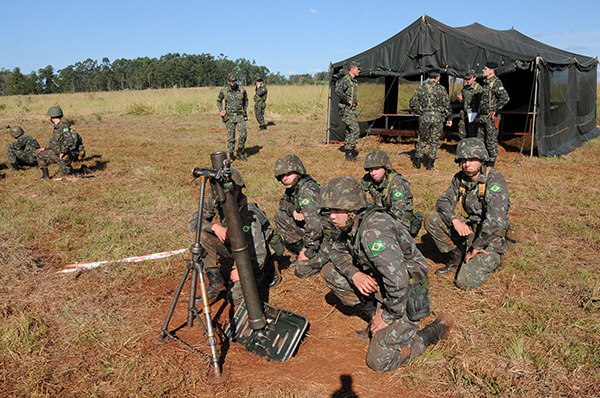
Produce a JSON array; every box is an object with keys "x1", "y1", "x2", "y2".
[{"x1": 328, "y1": 15, "x2": 599, "y2": 156}]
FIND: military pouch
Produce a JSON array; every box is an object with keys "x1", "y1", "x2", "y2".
[
  {"x1": 77, "y1": 149, "x2": 86, "y2": 161},
  {"x1": 409, "y1": 211, "x2": 424, "y2": 238},
  {"x1": 406, "y1": 277, "x2": 431, "y2": 321},
  {"x1": 221, "y1": 112, "x2": 229, "y2": 123},
  {"x1": 500, "y1": 222, "x2": 517, "y2": 250},
  {"x1": 269, "y1": 229, "x2": 285, "y2": 256}
]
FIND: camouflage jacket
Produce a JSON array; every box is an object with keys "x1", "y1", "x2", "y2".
[
  {"x1": 360, "y1": 170, "x2": 415, "y2": 228},
  {"x1": 217, "y1": 85, "x2": 248, "y2": 113},
  {"x1": 278, "y1": 174, "x2": 332, "y2": 258},
  {"x1": 436, "y1": 166, "x2": 510, "y2": 253},
  {"x1": 330, "y1": 208, "x2": 429, "y2": 325},
  {"x1": 460, "y1": 82, "x2": 483, "y2": 112},
  {"x1": 335, "y1": 73, "x2": 358, "y2": 107},
  {"x1": 48, "y1": 120, "x2": 76, "y2": 155},
  {"x1": 188, "y1": 193, "x2": 274, "y2": 269},
  {"x1": 254, "y1": 85, "x2": 268, "y2": 103},
  {"x1": 409, "y1": 80, "x2": 452, "y2": 121},
  {"x1": 479, "y1": 76, "x2": 510, "y2": 115},
  {"x1": 8, "y1": 134, "x2": 40, "y2": 154}
]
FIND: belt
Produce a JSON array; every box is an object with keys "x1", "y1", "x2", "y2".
[{"x1": 228, "y1": 111, "x2": 244, "y2": 115}]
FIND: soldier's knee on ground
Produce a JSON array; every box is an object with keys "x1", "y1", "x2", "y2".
[{"x1": 294, "y1": 259, "x2": 321, "y2": 278}]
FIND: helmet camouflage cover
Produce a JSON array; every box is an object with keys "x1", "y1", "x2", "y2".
[
  {"x1": 455, "y1": 137, "x2": 489, "y2": 163},
  {"x1": 364, "y1": 150, "x2": 393, "y2": 171},
  {"x1": 8, "y1": 125, "x2": 24, "y2": 138},
  {"x1": 47, "y1": 106, "x2": 63, "y2": 118},
  {"x1": 320, "y1": 176, "x2": 368, "y2": 212},
  {"x1": 274, "y1": 154, "x2": 306, "y2": 179}
]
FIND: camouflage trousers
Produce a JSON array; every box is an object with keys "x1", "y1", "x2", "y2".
[
  {"x1": 321, "y1": 262, "x2": 425, "y2": 372},
  {"x1": 225, "y1": 113, "x2": 248, "y2": 153},
  {"x1": 200, "y1": 231, "x2": 267, "y2": 306},
  {"x1": 274, "y1": 210, "x2": 332, "y2": 278},
  {"x1": 339, "y1": 105, "x2": 359, "y2": 150},
  {"x1": 254, "y1": 102, "x2": 266, "y2": 126},
  {"x1": 7, "y1": 148, "x2": 38, "y2": 167},
  {"x1": 424, "y1": 210, "x2": 501, "y2": 290},
  {"x1": 458, "y1": 115, "x2": 479, "y2": 140},
  {"x1": 477, "y1": 115, "x2": 500, "y2": 163},
  {"x1": 36, "y1": 149, "x2": 73, "y2": 176},
  {"x1": 415, "y1": 111, "x2": 444, "y2": 160}
]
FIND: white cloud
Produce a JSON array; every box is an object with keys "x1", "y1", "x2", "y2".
[
  {"x1": 309, "y1": 9, "x2": 317, "y2": 14},
  {"x1": 566, "y1": 44, "x2": 587, "y2": 50},
  {"x1": 288, "y1": 71, "x2": 296, "y2": 76}
]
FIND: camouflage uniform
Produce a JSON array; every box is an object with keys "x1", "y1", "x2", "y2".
[
  {"x1": 188, "y1": 193, "x2": 274, "y2": 306},
  {"x1": 217, "y1": 82, "x2": 249, "y2": 154},
  {"x1": 7, "y1": 134, "x2": 40, "y2": 167},
  {"x1": 37, "y1": 120, "x2": 76, "y2": 176},
  {"x1": 425, "y1": 138, "x2": 510, "y2": 290},
  {"x1": 458, "y1": 80, "x2": 482, "y2": 139},
  {"x1": 409, "y1": 80, "x2": 452, "y2": 161},
  {"x1": 478, "y1": 76, "x2": 509, "y2": 163},
  {"x1": 335, "y1": 73, "x2": 360, "y2": 151},
  {"x1": 254, "y1": 82, "x2": 268, "y2": 128}
]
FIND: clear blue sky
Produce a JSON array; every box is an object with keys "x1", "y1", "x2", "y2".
[{"x1": 2, "y1": 0, "x2": 599, "y2": 77}]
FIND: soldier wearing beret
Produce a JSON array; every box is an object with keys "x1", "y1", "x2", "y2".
[
  {"x1": 457, "y1": 69, "x2": 483, "y2": 139},
  {"x1": 217, "y1": 73, "x2": 249, "y2": 161},
  {"x1": 477, "y1": 62, "x2": 510, "y2": 167},
  {"x1": 335, "y1": 61, "x2": 361, "y2": 162}
]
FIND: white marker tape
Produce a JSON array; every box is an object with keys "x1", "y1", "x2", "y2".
[{"x1": 59, "y1": 248, "x2": 187, "y2": 273}]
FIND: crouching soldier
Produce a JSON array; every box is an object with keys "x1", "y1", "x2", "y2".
[
  {"x1": 320, "y1": 176, "x2": 454, "y2": 373},
  {"x1": 188, "y1": 168, "x2": 280, "y2": 307},
  {"x1": 425, "y1": 137, "x2": 510, "y2": 290},
  {"x1": 274, "y1": 154, "x2": 334, "y2": 278},
  {"x1": 35, "y1": 106, "x2": 78, "y2": 179},
  {"x1": 360, "y1": 150, "x2": 423, "y2": 237},
  {"x1": 6, "y1": 125, "x2": 40, "y2": 171}
]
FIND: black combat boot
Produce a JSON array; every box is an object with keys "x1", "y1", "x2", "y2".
[
  {"x1": 260, "y1": 125, "x2": 267, "y2": 131},
  {"x1": 200, "y1": 267, "x2": 226, "y2": 303},
  {"x1": 284, "y1": 240, "x2": 304, "y2": 255},
  {"x1": 426, "y1": 158, "x2": 435, "y2": 170},
  {"x1": 436, "y1": 247, "x2": 463, "y2": 275},
  {"x1": 229, "y1": 152, "x2": 235, "y2": 161},
  {"x1": 417, "y1": 313, "x2": 454, "y2": 347},
  {"x1": 345, "y1": 150, "x2": 357, "y2": 162},
  {"x1": 413, "y1": 157, "x2": 422, "y2": 169},
  {"x1": 39, "y1": 168, "x2": 50, "y2": 180},
  {"x1": 236, "y1": 150, "x2": 247, "y2": 162},
  {"x1": 264, "y1": 258, "x2": 282, "y2": 288},
  {"x1": 10, "y1": 163, "x2": 21, "y2": 171}
]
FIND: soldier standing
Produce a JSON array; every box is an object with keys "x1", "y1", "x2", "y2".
[
  {"x1": 217, "y1": 73, "x2": 249, "y2": 161},
  {"x1": 6, "y1": 126, "x2": 40, "y2": 171},
  {"x1": 477, "y1": 62, "x2": 510, "y2": 167},
  {"x1": 424, "y1": 138, "x2": 511, "y2": 290},
  {"x1": 360, "y1": 150, "x2": 423, "y2": 237},
  {"x1": 274, "y1": 154, "x2": 334, "y2": 278},
  {"x1": 319, "y1": 176, "x2": 454, "y2": 373},
  {"x1": 188, "y1": 168, "x2": 279, "y2": 306},
  {"x1": 35, "y1": 106, "x2": 77, "y2": 180},
  {"x1": 409, "y1": 69, "x2": 453, "y2": 170},
  {"x1": 457, "y1": 69, "x2": 483, "y2": 139},
  {"x1": 335, "y1": 61, "x2": 361, "y2": 162},
  {"x1": 254, "y1": 78, "x2": 268, "y2": 130}
]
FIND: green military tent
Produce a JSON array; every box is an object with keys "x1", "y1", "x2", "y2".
[{"x1": 328, "y1": 14, "x2": 599, "y2": 156}]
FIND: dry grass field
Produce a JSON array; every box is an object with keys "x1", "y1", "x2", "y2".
[{"x1": 1, "y1": 85, "x2": 600, "y2": 397}]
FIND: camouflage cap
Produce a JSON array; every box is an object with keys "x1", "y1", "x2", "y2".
[
  {"x1": 465, "y1": 69, "x2": 476, "y2": 79},
  {"x1": 227, "y1": 73, "x2": 237, "y2": 82},
  {"x1": 274, "y1": 154, "x2": 306, "y2": 179},
  {"x1": 47, "y1": 106, "x2": 63, "y2": 118},
  {"x1": 455, "y1": 137, "x2": 489, "y2": 163},
  {"x1": 230, "y1": 168, "x2": 245, "y2": 188},
  {"x1": 320, "y1": 176, "x2": 368, "y2": 212},
  {"x1": 364, "y1": 150, "x2": 393, "y2": 171},
  {"x1": 349, "y1": 61, "x2": 360, "y2": 69},
  {"x1": 8, "y1": 125, "x2": 24, "y2": 138}
]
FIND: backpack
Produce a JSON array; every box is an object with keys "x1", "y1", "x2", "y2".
[{"x1": 71, "y1": 129, "x2": 86, "y2": 161}]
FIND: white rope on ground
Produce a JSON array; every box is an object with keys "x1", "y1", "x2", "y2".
[{"x1": 58, "y1": 248, "x2": 188, "y2": 273}]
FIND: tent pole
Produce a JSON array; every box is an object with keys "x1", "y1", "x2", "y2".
[
  {"x1": 530, "y1": 56, "x2": 541, "y2": 157},
  {"x1": 326, "y1": 63, "x2": 333, "y2": 145}
]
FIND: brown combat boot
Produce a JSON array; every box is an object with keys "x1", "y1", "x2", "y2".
[{"x1": 417, "y1": 313, "x2": 454, "y2": 347}]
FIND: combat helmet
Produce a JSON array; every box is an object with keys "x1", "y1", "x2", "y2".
[
  {"x1": 227, "y1": 73, "x2": 237, "y2": 83},
  {"x1": 229, "y1": 168, "x2": 245, "y2": 188},
  {"x1": 455, "y1": 137, "x2": 489, "y2": 163},
  {"x1": 320, "y1": 176, "x2": 368, "y2": 212},
  {"x1": 274, "y1": 155, "x2": 306, "y2": 179},
  {"x1": 47, "y1": 106, "x2": 63, "y2": 118},
  {"x1": 8, "y1": 125, "x2": 24, "y2": 138},
  {"x1": 364, "y1": 150, "x2": 393, "y2": 171}
]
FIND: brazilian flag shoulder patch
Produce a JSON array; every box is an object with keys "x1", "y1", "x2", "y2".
[
  {"x1": 393, "y1": 190, "x2": 403, "y2": 198},
  {"x1": 300, "y1": 198, "x2": 311, "y2": 206},
  {"x1": 489, "y1": 184, "x2": 501, "y2": 193},
  {"x1": 63, "y1": 127, "x2": 70, "y2": 133},
  {"x1": 369, "y1": 239, "x2": 385, "y2": 255},
  {"x1": 242, "y1": 224, "x2": 252, "y2": 233}
]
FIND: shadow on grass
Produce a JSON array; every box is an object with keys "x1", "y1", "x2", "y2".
[{"x1": 244, "y1": 145, "x2": 263, "y2": 158}]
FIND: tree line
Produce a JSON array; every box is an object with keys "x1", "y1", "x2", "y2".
[{"x1": 0, "y1": 53, "x2": 331, "y2": 96}]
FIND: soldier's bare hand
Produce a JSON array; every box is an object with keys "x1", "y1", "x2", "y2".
[
  {"x1": 370, "y1": 309, "x2": 389, "y2": 335},
  {"x1": 452, "y1": 219, "x2": 473, "y2": 237},
  {"x1": 352, "y1": 272, "x2": 378, "y2": 295},
  {"x1": 465, "y1": 248, "x2": 489, "y2": 263},
  {"x1": 230, "y1": 266, "x2": 240, "y2": 282},
  {"x1": 293, "y1": 210, "x2": 304, "y2": 222},
  {"x1": 220, "y1": 110, "x2": 227, "y2": 117},
  {"x1": 298, "y1": 248, "x2": 309, "y2": 262},
  {"x1": 211, "y1": 224, "x2": 229, "y2": 243}
]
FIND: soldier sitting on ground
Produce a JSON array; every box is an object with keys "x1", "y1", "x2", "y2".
[
  {"x1": 319, "y1": 176, "x2": 454, "y2": 373},
  {"x1": 188, "y1": 168, "x2": 281, "y2": 307},
  {"x1": 6, "y1": 125, "x2": 40, "y2": 171},
  {"x1": 360, "y1": 150, "x2": 423, "y2": 237},
  {"x1": 424, "y1": 137, "x2": 511, "y2": 290},
  {"x1": 274, "y1": 154, "x2": 335, "y2": 278},
  {"x1": 35, "y1": 106, "x2": 79, "y2": 180}
]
